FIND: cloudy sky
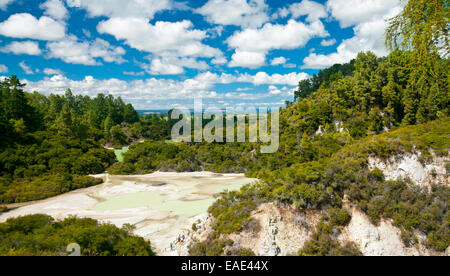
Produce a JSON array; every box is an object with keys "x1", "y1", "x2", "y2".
[{"x1": 0, "y1": 0, "x2": 402, "y2": 109}]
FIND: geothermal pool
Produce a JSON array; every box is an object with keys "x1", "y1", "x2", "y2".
[
  {"x1": 114, "y1": 146, "x2": 129, "y2": 162},
  {"x1": 0, "y1": 172, "x2": 257, "y2": 255}
]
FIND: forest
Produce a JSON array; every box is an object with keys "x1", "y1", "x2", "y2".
[{"x1": 0, "y1": 78, "x2": 169, "y2": 203}]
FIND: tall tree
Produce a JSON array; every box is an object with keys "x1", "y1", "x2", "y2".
[
  {"x1": 386, "y1": 0, "x2": 449, "y2": 124},
  {"x1": 386, "y1": 0, "x2": 449, "y2": 58}
]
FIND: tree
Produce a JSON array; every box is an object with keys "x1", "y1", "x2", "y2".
[
  {"x1": 295, "y1": 79, "x2": 313, "y2": 101},
  {"x1": 386, "y1": 0, "x2": 450, "y2": 124},
  {"x1": 386, "y1": 0, "x2": 449, "y2": 59},
  {"x1": 124, "y1": 104, "x2": 139, "y2": 124}
]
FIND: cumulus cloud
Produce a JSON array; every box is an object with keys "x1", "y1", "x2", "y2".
[
  {"x1": 227, "y1": 19, "x2": 328, "y2": 68},
  {"x1": 141, "y1": 56, "x2": 210, "y2": 75},
  {"x1": 270, "y1": 57, "x2": 286, "y2": 66},
  {"x1": 40, "y1": 0, "x2": 69, "y2": 20},
  {"x1": 275, "y1": 0, "x2": 327, "y2": 22},
  {"x1": 0, "y1": 0, "x2": 14, "y2": 10},
  {"x1": 98, "y1": 18, "x2": 224, "y2": 74},
  {"x1": 321, "y1": 38, "x2": 337, "y2": 47},
  {"x1": 46, "y1": 35, "x2": 126, "y2": 65},
  {"x1": 268, "y1": 85, "x2": 281, "y2": 95},
  {"x1": 228, "y1": 50, "x2": 266, "y2": 68},
  {"x1": 0, "y1": 64, "x2": 8, "y2": 73},
  {"x1": 302, "y1": 2, "x2": 403, "y2": 69},
  {"x1": 43, "y1": 68, "x2": 64, "y2": 75},
  {"x1": 0, "y1": 13, "x2": 66, "y2": 40},
  {"x1": 327, "y1": 0, "x2": 401, "y2": 28},
  {"x1": 196, "y1": 0, "x2": 269, "y2": 28},
  {"x1": 66, "y1": 0, "x2": 171, "y2": 19},
  {"x1": 1, "y1": 41, "x2": 42, "y2": 55},
  {"x1": 98, "y1": 19, "x2": 218, "y2": 57}
]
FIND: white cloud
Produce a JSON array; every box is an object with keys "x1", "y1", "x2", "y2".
[
  {"x1": 0, "y1": 0, "x2": 14, "y2": 10},
  {"x1": 227, "y1": 19, "x2": 328, "y2": 68},
  {"x1": 228, "y1": 20, "x2": 328, "y2": 52},
  {"x1": 321, "y1": 38, "x2": 336, "y2": 47},
  {"x1": 1, "y1": 41, "x2": 42, "y2": 55},
  {"x1": 211, "y1": 56, "x2": 227, "y2": 65},
  {"x1": 0, "y1": 64, "x2": 8, "y2": 73},
  {"x1": 123, "y1": 71, "x2": 145, "y2": 76},
  {"x1": 196, "y1": 0, "x2": 269, "y2": 28},
  {"x1": 66, "y1": 0, "x2": 171, "y2": 19},
  {"x1": 275, "y1": 0, "x2": 327, "y2": 22},
  {"x1": 283, "y1": 63, "x2": 297, "y2": 69},
  {"x1": 267, "y1": 85, "x2": 294, "y2": 96},
  {"x1": 43, "y1": 68, "x2": 64, "y2": 75},
  {"x1": 0, "y1": 13, "x2": 66, "y2": 40},
  {"x1": 302, "y1": 4, "x2": 403, "y2": 69},
  {"x1": 40, "y1": 0, "x2": 69, "y2": 21},
  {"x1": 268, "y1": 85, "x2": 281, "y2": 95},
  {"x1": 98, "y1": 19, "x2": 217, "y2": 57},
  {"x1": 98, "y1": 18, "x2": 224, "y2": 74},
  {"x1": 327, "y1": 0, "x2": 401, "y2": 28},
  {"x1": 46, "y1": 35, "x2": 126, "y2": 65},
  {"x1": 237, "y1": 71, "x2": 309, "y2": 86},
  {"x1": 19, "y1": 61, "x2": 38, "y2": 75},
  {"x1": 23, "y1": 74, "x2": 227, "y2": 109},
  {"x1": 23, "y1": 71, "x2": 308, "y2": 108},
  {"x1": 142, "y1": 56, "x2": 210, "y2": 75},
  {"x1": 228, "y1": 50, "x2": 266, "y2": 68},
  {"x1": 270, "y1": 57, "x2": 287, "y2": 66}
]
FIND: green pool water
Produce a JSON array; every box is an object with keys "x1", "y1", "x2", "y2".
[
  {"x1": 114, "y1": 146, "x2": 129, "y2": 162},
  {"x1": 93, "y1": 192, "x2": 165, "y2": 211},
  {"x1": 91, "y1": 177, "x2": 258, "y2": 217}
]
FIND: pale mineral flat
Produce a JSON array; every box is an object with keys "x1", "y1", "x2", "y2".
[{"x1": 0, "y1": 172, "x2": 257, "y2": 255}]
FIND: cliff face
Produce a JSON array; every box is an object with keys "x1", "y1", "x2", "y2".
[
  {"x1": 368, "y1": 150, "x2": 449, "y2": 191},
  {"x1": 225, "y1": 204, "x2": 322, "y2": 256},
  {"x1": 337, "y1": 207, "x2": 441, "y2": 256}
]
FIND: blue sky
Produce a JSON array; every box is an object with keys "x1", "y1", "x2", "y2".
[{"x1": 0, "y1": 0, "x2": 402, "y2": 109}]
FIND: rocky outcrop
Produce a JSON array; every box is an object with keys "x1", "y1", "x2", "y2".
[
  {"x1": 338, "y1": 207, "x2": 441, "y2": 256},
  {"x1": 225, "y1": 204, "x2": 322, "y2": 256},
  {"x1": 368, "y1": 151, "x2": 449, "y2": 191}
]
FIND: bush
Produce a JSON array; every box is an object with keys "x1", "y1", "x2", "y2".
[
  {"x1": 0, "y1": 215, "x2": 155, "y2": 256},
  {"x1": 188, "y1": 236, "x2": 233, "y2": 256}
]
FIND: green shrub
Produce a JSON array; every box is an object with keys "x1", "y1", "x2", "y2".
[{"x1": 0, "y1": 215, "x2": 155, "y2": 256}]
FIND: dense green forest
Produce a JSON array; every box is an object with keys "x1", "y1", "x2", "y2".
[
  {"x1": 0, "y1": 214, "x2": 155, "y2": 256},
  {"x1": 0, "y1": 77, "x2": 169, "y2": 203}
]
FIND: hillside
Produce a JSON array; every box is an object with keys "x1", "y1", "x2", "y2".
[
  {"x1": 111, "y1": 50, "x2": 449, "y2": 256},
  {"x1": 187, "y1": 119, "x2": 449, "y2": 256}
]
